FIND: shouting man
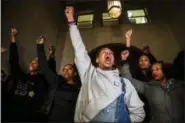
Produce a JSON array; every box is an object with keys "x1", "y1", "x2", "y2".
[{"x1": 65, "y1": 6, "x2": 145, "y2": 122}]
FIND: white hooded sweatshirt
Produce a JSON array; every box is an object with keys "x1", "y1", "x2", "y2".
[{"x1": 69, "y1": 24, "x2": 145, "y2": 122}]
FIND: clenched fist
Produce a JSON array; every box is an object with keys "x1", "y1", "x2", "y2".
[
  {"x1": 125, "y1": 29, "x2": 132, "y2": 39},
  {"x1": 36, "y1": 35, "x2": 46, "y2": 44},
  {"x1": 11, "y1": 28, "x2": 17, "y2": 36},
  {"x1": 121, "y1": 50, "x2": 130, "y2": 61},
  {"x1": 65, "y1": 6, "x2": 75, "y2": 22},
  {"x1": 143, "y1": 46, "x2": 151, "y2": 54}
]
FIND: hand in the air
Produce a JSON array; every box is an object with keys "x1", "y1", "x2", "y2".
[
  {"x1": 65, "y1": 6, "x2": 75, "y2": 22},
  {"x1": 121, "y1": 50, "x2": 130, "y2": 61},
  {"x1": 125, "y1": 29, "x2": 132, "y2": 40},
  {"x1": 36, "y1": 35, "x2": 46, "y2": 44}
]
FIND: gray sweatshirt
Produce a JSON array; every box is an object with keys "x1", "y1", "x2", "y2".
[{"x1": 69, "y1": 24, "x2": 145, "y2": 122}]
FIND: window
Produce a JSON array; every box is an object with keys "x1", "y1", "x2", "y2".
[
  {"x1": 102, "y1": 13, "x2": 119, "y2": 25},
  {"x1": 77, "y1": 13, "x2": 94, "y2": 28},
  {"x1": 127, "y1": 9, "x2": 148, "y2": 24}
]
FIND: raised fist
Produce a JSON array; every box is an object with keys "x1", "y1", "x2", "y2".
[
  {"x1": 142, "y1": 46, "x2": 151, "y2": 54},
  {"x1": 65, "y1": 6, "x2": 75, "y2": 22},
  {"x1": 48, "y1": 45, "x2": 55, "y2": 57},
  {"x1": 11, "y1": 28, "x2": 17, "y2": 36},
  {"x1": 36, "y1": 35, "x2": 46, "y2": 44},
  {"x1": 125, "y1": 29, "x2": 132, "y2": 39},
  {"x1": 1, "y1": 47, "x2": 7, "y2": 53},
  {"x1": 121, "y1": 50, "x2": 130, "y2": 61}
]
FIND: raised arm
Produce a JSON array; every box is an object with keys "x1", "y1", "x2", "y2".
[
  {"x1": 9, "y1": 28, "x2": 25, "y2": 78},
  {"x1": 125, "y1": 29, "x2": 132, "y2": 48},
  {"x1": 120, "y1": 58, "x2": 145, "y2": 94},
  {"x1": 65, "y1": 6, "x2": 94, "y2": 82},
  {"x1": 36, "y1": 36, "x2": 57, "y2": 86},
  {"x1": 120, "y1": 29, "x2": 132, "y2": 61},
  {"x1": 48, "y1": 45, "x2": 57, "y2": 74}
]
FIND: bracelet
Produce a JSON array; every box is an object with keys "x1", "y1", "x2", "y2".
[{"x1": 68, "y1": 21, "x2": 76, "y2": 24}]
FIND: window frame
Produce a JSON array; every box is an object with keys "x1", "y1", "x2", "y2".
[{"x1": 127, "y1": 8, "x2": 150, "y2": 24}]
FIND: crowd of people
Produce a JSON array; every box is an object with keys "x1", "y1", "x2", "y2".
[{"x1": 1, "y1": 6, "x2": 184, "y2": 123}]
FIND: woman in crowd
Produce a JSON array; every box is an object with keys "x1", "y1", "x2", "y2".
[
  {"x1": 36, "y1": 36, "x2": 80, "y2": 122},
  {"x1": 121, "y1": 29, "x2": 156, "y2": 122},
  {"x1": 121, "y1": 29, "x2": 156, "y2": 82},
  {"x1": 120, "y1": 49, "x2": 184, "y2": 123},
  {"x1": 6, "y1": 28, "x2": 49, "y2": 121}
]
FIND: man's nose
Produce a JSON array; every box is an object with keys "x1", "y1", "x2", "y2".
[{"x1": 64, "y1": 69, "x2": 68, "y2": 72}]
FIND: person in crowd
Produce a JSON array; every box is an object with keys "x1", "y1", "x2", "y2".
[
  {"x1": 120, "y1": 51, "x2": 184, "y2": 123},
  {"x1": 121, "y1": 29, "x2": 153, "y2": 122},
  {"x1": 36, "y1": 36, "x2": 80, "y2": 122},
  {"x1": 134, "y1": 52, "x2": 156, "y2": 82},
  {"x1": 65, "y1": 6, "x2": 145, "y2": 122},
  {"x1": 172, "y1": 50, "x2": 184, "y2": 81},
  {"x1": 7, "y1": 28, "x2": 49, "y2": 122},
  {"x1": 121, "y1": 30, "x2": 156, "y2": 82}
]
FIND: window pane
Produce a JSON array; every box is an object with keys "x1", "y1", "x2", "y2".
[
  {"x1": 78, "y1": 14, "x2": 94, "y2": 23},
  {"x1": 103, "y1": 13, "x2": 112, "y2": 20},
  {"x1": 129, "y1": 17, "x2": 148, "y2": 24},
  {"x1": 127, "y1": 9, "x2": 146, "y2": 17},
  {"x1": 77, "y1": 14, "x2": 94, "y2": 28}
]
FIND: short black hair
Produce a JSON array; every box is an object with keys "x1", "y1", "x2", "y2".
[
  {"x1": 152, "y1": 61, "x2": 170, "y2": 78},
  {"x1": 153, "y1": 61, "x2": 165, "y2": 70},
  {"x1": 64, "y1": 64, "x2": 77, "y2": 73},
  {"x1": 96, "y1": 47, "x2": 113, "y2": 59},
  {"x1": 95, "y1": 47, "x2": 115, "y2": 68}
]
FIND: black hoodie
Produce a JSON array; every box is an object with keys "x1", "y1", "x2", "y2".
[{"x1": 37, "y1": 44, "x2": 80, "y2": 122}]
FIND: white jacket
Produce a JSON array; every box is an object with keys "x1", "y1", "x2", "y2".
[{"x1": 69, "y1": 24, "x2": 145, "y2": 122}]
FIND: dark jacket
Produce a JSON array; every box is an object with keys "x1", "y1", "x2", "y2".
[
  {"x1": 7, "y1": 42, "x2": 49, "y2": 121},
  {"x1": 37, "y1": 44, "x2": 80, "y2": 122},
  {"x1": 121, "y1": 63, "x2": 184, "y2": 123}
]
